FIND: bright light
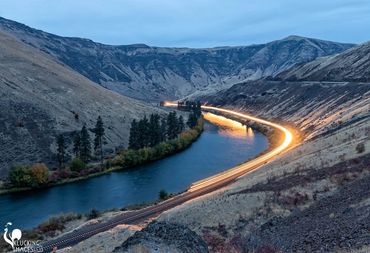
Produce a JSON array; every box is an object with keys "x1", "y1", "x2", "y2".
[
  {"x1": 203, "y1": 112, "x2": 252, "y2": 138},
  {"x1": 163, "y1": 102, "x2": 294, "y2": 192}
]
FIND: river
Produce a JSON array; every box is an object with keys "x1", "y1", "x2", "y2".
[{"x1": 0, "y1": 113, "x2": 269, "y2": 229}]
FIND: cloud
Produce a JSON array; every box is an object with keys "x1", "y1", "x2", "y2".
[{"x1": 0, "y1": 0, "x2": 369, "y2": 47}]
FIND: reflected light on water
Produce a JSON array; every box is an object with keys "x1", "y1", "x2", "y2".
[{"x1": 203, "y1": 112, "x2": 255, "y2": 139}]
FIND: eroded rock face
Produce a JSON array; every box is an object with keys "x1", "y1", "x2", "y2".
[
  {"x1": 0, "y1": 17, "x2": 354, "y2": 101},
  {"x1": 277, "y1": 41, "x2": 370, "y2": 82},
  {"x1": 112, "y1": 222, "x2": 208, "y2": 253}
]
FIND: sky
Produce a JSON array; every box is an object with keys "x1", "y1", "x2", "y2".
[{"x1": 0, "y1": 0, "x2": 369, "y2": 48}]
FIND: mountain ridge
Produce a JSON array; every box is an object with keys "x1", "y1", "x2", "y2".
[{"x1": 0, "y1": 17, "x2": 355, "y2": 101}]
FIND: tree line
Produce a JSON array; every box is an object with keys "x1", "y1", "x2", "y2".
[
  {"x1": 128, "y1": 109, "x2": 203, "y2": 150},
  {"x1": 8, "y1": 102, "x2": 203, "y2": 189},
  {"x1": 114, "y1": 112, "x2": 204, "y2": 169}
]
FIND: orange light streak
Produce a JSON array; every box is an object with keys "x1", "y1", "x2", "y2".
[{"x1": 164, "y1": 102, "x2": 294, "y2": 192}]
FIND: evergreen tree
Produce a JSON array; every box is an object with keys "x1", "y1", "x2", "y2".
[
  {"x1": 178, "y1": 115, "x2": 185, "y2": 134},
  {"x1": 138, "y1": 116, "x2": 150, "y2": 148},
  {"x1": 80, "y1": 125, "x2": 91, "y2": 162},
  {"x1": 149, "y1": 114, "x2": 161, "y2": 146},
  {"x1": 73, "y1": 133, "x2": 81, "y2": 157},
  {"x1": 56, "y1": 134, "x2": 66, "y2": 169},
  {"x1": 94, "y1": 116, "x2": 105, "y2": 164},
  {"x1": 129, "y1": 119, "x2": 139, "y2": 149},
  {"x1": 167, "y1": 111, "x2": 179, "y2": 139},
  {"x1": 160, "y1": 117, "x2": 167, "y2": 142},
  {"x1": 187, "y1": 112, "x2": 198, "y2": 128},
  {"x1": 195, "y1": 101, "x2": 202, "y2": 118}
]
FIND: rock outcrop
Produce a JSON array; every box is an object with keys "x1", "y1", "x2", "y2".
[
  {"x1": 277, "y1": 41, "x2": 370, "y2": 82},
  {"x1": 112, "y1": 222, "x2": 208, "y2": 253}
]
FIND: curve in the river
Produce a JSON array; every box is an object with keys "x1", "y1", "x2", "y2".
[
  {"x1": 0, "y1": 115, "x2": 269, "y2": 229},
  {"x1": 40, "y1": 105, "x2": 294, "y2": 252}
]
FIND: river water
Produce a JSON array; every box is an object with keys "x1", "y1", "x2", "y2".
[{"x1": 0, "y1": 113, "x2": 269, "y2": 229}]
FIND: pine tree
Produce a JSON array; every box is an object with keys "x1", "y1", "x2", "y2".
[
  {"x1": 167, "y1": 111, "x2": 179, "y2": 139},
  {"x1": 149, "y1": 114, "x2": 161, "y2": 146},
  {"x1": 56, "y1": 134, "x2": 66, "y2": 169},
  {"x1": 138, "y1": 116, "x2": 150, "y2": 148},
  {"x1": 178, "y1": 115, "x2": 185, "y2": 134},
  {"x1": 160, "y1": 117, "x2": 167, "y2": 142},
  {"x1": 73, "y1": 133, "x2": 81, "y2": 157},
  {"x1": 129, "y1": 119, "x2": 139, "y2": 149},
  {"x1": 187, "y1": 112, "x2": 198, "y2": 128},
  {"x1": 195, "y1": 101, "x2": 202, "y2": 118},
  {"x1": 94, "y1": 116, "x2": 105, "y2": 164},
  {"x1": 80, "y1": 125, "x2": 91, "y2": 163}
]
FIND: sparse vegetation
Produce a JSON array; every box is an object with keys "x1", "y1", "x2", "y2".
[
  {"x1": 56, "y1": 134, "x2": 67, "y2": 169},
  {"x1": 36, "y1": 213, "x2": 82, "y2": 237},
  {"x1": 87, "y1": 208, "x2": 100, "y2": 220},
  {"x1": 356, "y1": 143, "x2": 365, "y2": 153}
]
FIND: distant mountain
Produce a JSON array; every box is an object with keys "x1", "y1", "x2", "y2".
[
  {"x1": 0, "y1": 31, "x2": 160, "y2": 176},
  {"x1": 277, "y1": 42, "x2": 370, "y2": 82},
  {"x1": 0, "y1": 17, "x2": 354, "y2": 101}
]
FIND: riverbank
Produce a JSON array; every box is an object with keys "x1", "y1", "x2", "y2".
[
  {"x1": 0, "y1": 118, "x2": 204, "y2": 196},
  {"x1": 21, "y1": 108, "x2": 286, "y2": 251}
]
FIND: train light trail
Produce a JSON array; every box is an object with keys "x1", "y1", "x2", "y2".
[{"x1": 164, "y1": 102, "x2": 294, "y2": 192}]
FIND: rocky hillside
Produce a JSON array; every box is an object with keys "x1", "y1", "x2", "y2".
[
  {"x1": 0, "y1": 17, "x2": 354, "y2": 101},
  {"x1": 277, "y1": 41, "x2": 370, "y2": 82},
  {"x1": 140, "y1": 41, "x2": 370, "y2": 252},
  {"x1": 0, "y1": 31, "x2": 161, "y2": 177},
  {"x1": 63, "y1": 79, "x2": 370, "y2": 252},
  {"x1": 67, "y1": 42, "x2": 370, "y2": 252},
  {"x1": 202, "y1": 80, "x2": 370, "y2": 139}
]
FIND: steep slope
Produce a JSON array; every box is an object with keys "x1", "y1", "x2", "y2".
[
  {"x1": 67, "y1": 79, "x2": 370, "y2": 252},
  {"x1": 0, "y1": 31, "x2": 161, "y2": 177},
  {"x1": 0, "y1": 17, "x2": 354, "y2": 101},
  {"x1": 277, "y1": 41, "x2": 370, "y2": 82},
  {"x1": 154, "y1": 38, "x2": 370, "y2": 252},
  {"x1": 202, "y1": 80, "x2": 370, "y2": 138}
]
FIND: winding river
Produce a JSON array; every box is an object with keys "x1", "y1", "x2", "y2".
[{"x1": 0, "y1": 113, "x2": 269, "y2": 229}]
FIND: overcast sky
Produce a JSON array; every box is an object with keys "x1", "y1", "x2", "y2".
[{"x1": 0, "y1": 0, "x2": 369, "y2": 47}]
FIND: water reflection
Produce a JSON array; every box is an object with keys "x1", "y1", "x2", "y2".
[{"x1": 203, "y1": 112, "x2": 255, "y2": 139}]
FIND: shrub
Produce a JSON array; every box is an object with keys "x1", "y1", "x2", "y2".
[
  {"x1": 49, "y1": 169, "x2": 71, "y2": 182},
  {"x1": 9, "y1": 166, "x2": 29, "y2": 187},
  {"x1": 159, "y1": 189, "x2": 169, "y2": 200},
  {"x1": 37, "y1": 213, "x2": 81, "y2": 236},
  {"x1": 9, "y1": 163, "x2": 49, "y2": 188},
  {"x1": 87, "y1": 208, "x2": 99, "y2": 220},
  {"x1": 356, "y1": 143, "x2": 365, "y2": 154},
  {"x1": 37, "y1": 217, "x2": 65, "y2": 235},
  {"x1": 29, "y1": 163, "x2": 49, "y2": 187},
  {"x1": 70, "y1": 158, "x2": 86, "y2": 172}
]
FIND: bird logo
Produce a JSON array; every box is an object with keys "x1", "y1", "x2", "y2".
[{"x1": 3, "y1": 222, "x2": 22, "y2": 250}]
